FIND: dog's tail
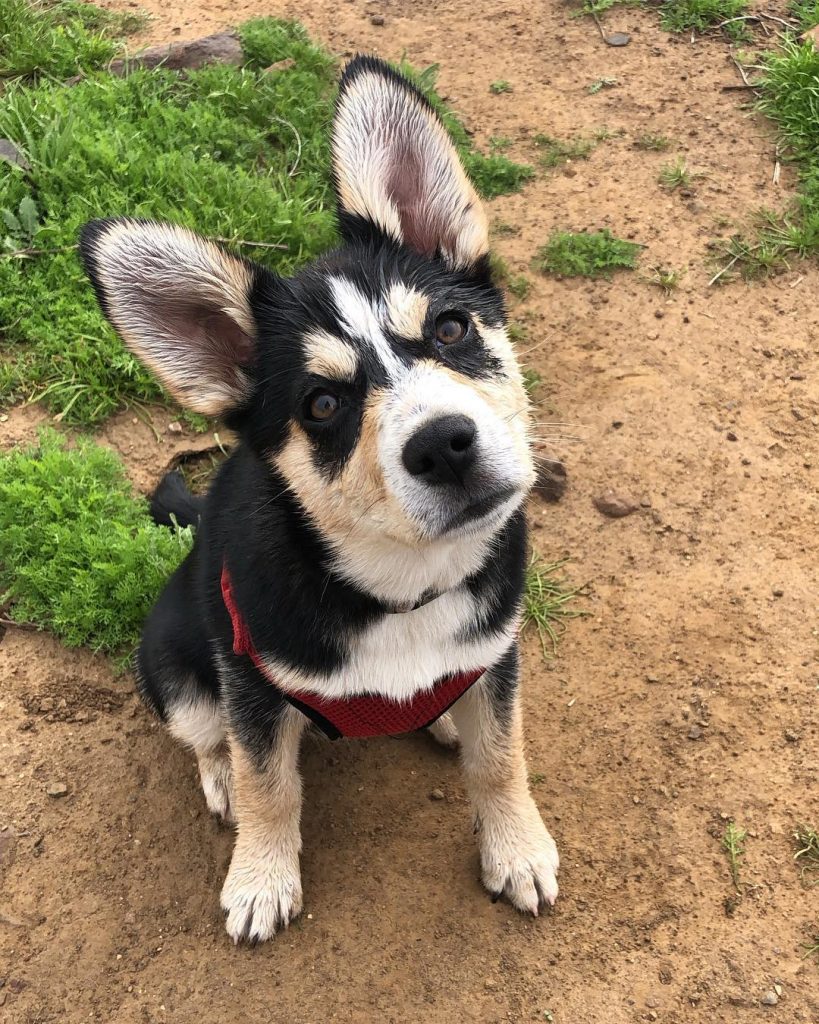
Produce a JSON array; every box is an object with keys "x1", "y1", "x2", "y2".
[{"x1": 149, "y1": 470, "x2": 204, "y2": 530}]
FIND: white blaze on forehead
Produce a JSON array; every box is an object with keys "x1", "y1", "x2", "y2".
[
  {"x1": 329, "y1": 275, "x2": 404, "y2": 379},
  {"x1": 303, "y1": 329, "x2": 359, "y2": 381}
]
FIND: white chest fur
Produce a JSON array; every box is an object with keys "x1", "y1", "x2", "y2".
[{"x1": 258, "y1": 586, "x2": 518, "y2": 701}]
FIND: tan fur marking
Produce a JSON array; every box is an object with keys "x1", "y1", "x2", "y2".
[
  {"x1": 303, "y1": 329, "x2": 359, "y2": 381},
  {"x1": 221, "y1": 707, "x2": 308, "y2": 941},
  {"x1": 450, "y1": 678, "x2": 559, "y2": 912},
  {"x1": 385, "y1": 283, "x2": 429, "y2": 340},
  {"x1": 274, "y1": 391, "x2": 423, "y2": 548}
]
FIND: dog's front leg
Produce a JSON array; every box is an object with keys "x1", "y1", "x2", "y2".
[
  {"x1": 450, "y1": 645, "x2": 559, "y2": 915},
  {"x1": 220, "y1": 704, "x2": 307, "y2": 943}
]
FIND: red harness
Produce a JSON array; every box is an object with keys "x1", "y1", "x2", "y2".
[{"x1": 220, "y1": 566, "x2": 484, "y2": 740}]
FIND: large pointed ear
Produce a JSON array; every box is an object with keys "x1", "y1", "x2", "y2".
[
  {"x1": 79, "y1": 218, "x2": 262, "y2": 416},
  {"x1": 332, "y1": 57, "x2": 489, "y2": 270}
]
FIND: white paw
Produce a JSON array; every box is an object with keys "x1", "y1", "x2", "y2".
[
  {"x1": 220, "y1": 850, "x2": 303, "y2": 944},
  {"x1": 199, "y1": 753, "x2": 235, "y2": 824},
  {"x1": 478, "y1": 810, "x2": 559, "y2": 915},
  {"x1": 426, "y1": 712, "x2": 460, "y2": 749}
]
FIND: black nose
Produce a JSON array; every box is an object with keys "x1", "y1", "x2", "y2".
[{"x1": 402, "y1": 414, "x2": 478, "y2": 486}]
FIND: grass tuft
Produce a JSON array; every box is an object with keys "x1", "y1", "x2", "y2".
[
  {"x1": 647, "y1": 266, "x2": 683, "y2": 293},
  {"x1": 794, "y1": 825, "x2": 819, "y2": 882},
  {"x1": 534, "y1": 133, "x2": 595, "y2": 169},
  {"x1": 489, "y1": 79, "x2": 512, "y2": 94},
  {"x1": 722, "y1": 821, "x2": 747, "y2": 891},
  {"x1": 658, "y1": 157, "x2": 693, "y2": 190},
  {"x1": 0, "y1": 13, "x2": 531, "y2": 425},
  {"x1": 0, "y1": 429, "x2": 193, "y2": 653},
  {"x1": 522, "y1": 556, "x2": 586, "y2": 656},
  {"x1": 660, "y1": 0, "x2": 750, "y2": 39},
  {"x1": 634, "y1": 133, "x2": 671, "y2": 152},
  {"x1": 535, "y1": 229, "x2": 640, "y2": 278},
  {"x1": 0, "y1": 0, "x2": 145, "y2": 82}
]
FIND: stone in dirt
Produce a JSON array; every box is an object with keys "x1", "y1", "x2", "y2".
[
  {"x1": 429, "y1": 788, "x2": 445, "y2": 801},
  {"x1": 533, "y1": 458, "x2": 567, "y2": 503},
  {"x1": 0, "y1": 140, "x2": 31, "y2": 172},
  {"x1": 761, "y1": 990, "x2": 779, "y2": 1006},
  {"x1": 593, "y1": 490, "x2": 638, "y2": 518},
  {"x1": 46, "y1": 781, "x2": 68, "y2": 798},
  {"x1": 0, "y1": 828, "x2": 16, "y2": 869},
  {"x1": 107, "y1": 32, "x2": 243, "y2": 76}
]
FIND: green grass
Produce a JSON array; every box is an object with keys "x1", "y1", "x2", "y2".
[
  {"x1": 722, "y1": 821, "x2": 747, "y2": 891},
  {"x1": 489, "y1": 79, "x2": 512, "y2": 94},
  {"x1": 507, "y1": 273, "x2": 531, "y2": 301},
  {"x1": 634, "y1": 133, "x2": 671, "y2": 152},
  {"x1": 0, "y1": 0, "x2": 145, "y2": 82},
  {"x1": 658, "y1": 157, "x2": 693, "y2": 190},
  {"x1": 803, "y1": 931, "x2": 819, "y2": 960},
  {"x1": 0, "y1": 12, "x2": 532, "y2": 426},
  {"x1": 794, "y1": 825, "x2": 819, "y2": 882},
  {"x1": 713, "y1": 39, "x2": 819, "y2": 278},
  {"x1": 535, "y1": 229, "x2": 640, "y2": 278},
  {"x1": 522, "y1": 557, "x2": 585, "y2": 656},
  {"x1": 790, "y1": 0, "x2": 819, "y2": 30},
  {"x1": 522, "y1": 367, "x2": 542, "y2": 394},
  {"x1": 646, "y1": 266, "x2": 683, "y2": 293},
  {"x1": 533, "y1": 133, "x2": 595, "y2": 170},
  {"x1": 0, "y1": 429, "x2": 193, "y2": 653},
  {"x1": 588, "y1": 77, "x2": 618, "y2": 94},
  {"x1": 660, "y1": 0, "x2": 750, "y2": 38}
]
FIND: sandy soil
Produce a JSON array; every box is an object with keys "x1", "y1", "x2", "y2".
[{"x1": 2, "y1": 1, "x2": 818, "y2": 1021}]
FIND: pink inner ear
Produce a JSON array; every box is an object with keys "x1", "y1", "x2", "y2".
[
  {"x1": 386, "y1": 143, "x2": 436, "y2": 257},
  {"x1": 198, "y1": 311, "x2": 256, "y2": 367}
]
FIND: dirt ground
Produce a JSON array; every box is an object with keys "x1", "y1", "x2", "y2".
[{"x1": 2, "y1": 1, "x2": 818, "y2": 1021}]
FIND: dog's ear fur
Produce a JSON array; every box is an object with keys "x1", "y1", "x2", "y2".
[
  {"x1": 79, "y1": 218, "x2": 262, "y2": 416},
  {"x1": 332, "y1": 57, "x2": 489, "y2": 270}
]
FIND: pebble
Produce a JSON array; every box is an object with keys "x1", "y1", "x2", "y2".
[
  {"x1": 784, "y1": 730, "x2": 800, "y2": 743},
  {"x1": 370, "y1": 14, "x2": 385, "y2": 25},
  {"x1": 726, "y1": 431, "x2": 738, "y2": 442},
  {"x1": 761, "y1": 990, "x2": 779, "y2": 1006},
  {"x1": 46, "y1": 781, "x2": 69, "y2": 798},
  {"x1": 429, "y1": 788, "x2": 445, "y2": 801},
  {"x1": 687, "y1": 725, "x2": 703, "y2": 740},
  {"x1": 772, "y1": 587, "x2": 784, "y2": 598},
  {"x1": 593, "y1": 490, "x2": 638, "y2": 519},
  {"x1": 167, "y1": 421, "x2": 183, "y2": 434}
]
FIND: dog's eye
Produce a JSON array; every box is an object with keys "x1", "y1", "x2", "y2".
[
  {"x1": 305, "y1": 391, "x2": 340, "y2": 422},
  {"x1": 434, "y1": 314, "x2": 468, "y2": 346}
]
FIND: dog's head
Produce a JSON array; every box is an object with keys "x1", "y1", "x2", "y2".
[{"x1": 81, "y1": 57, "x2": 534, "y2": 559}]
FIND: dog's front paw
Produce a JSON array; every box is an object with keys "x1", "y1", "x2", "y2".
[
  {"x1": 478, "y1": 809, "x2": 559, "y2": 916},
  {"x1": 220, "y1": 849, "x2": 302, "y2": 943}
]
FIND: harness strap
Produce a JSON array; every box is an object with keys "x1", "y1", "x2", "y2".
[{"x1": 220, "y1": 565, "x2": 484, "y2": 740}]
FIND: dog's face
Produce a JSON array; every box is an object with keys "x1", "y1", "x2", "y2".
[{"x1": 81, "y1": 57, "x2": 534, "y2": 555}]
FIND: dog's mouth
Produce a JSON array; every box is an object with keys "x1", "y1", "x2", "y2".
[{"x1": 439, "y1": 485, "x2": 518, "y2": 535}]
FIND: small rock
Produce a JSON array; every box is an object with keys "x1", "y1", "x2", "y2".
[
  {"x1": 429, "y1": 788, "x2": 445, "y2": 801},
  {"x1": 605, "y1": 31, "x2": 631, "y2": 46},
  {"x1": 772, "y1": 587, "x2": 784, "y2": 598},
  {"x1": 533, "y1": 458, "x2": 567, "y2": 503},
  {"x1": 370, "y1": 14, "x2": 385, "y2": 25},
  {"x1": 167, "y1": 421, "x2": 183, "y2": 434},
  {"x1": 761, "y1": 990, "x2": 779, "y2": 1006},
  {"x1": 593, "y1": 490, "x2": 638, "y2": 519},
  {"x1": 687, "y1": 725, "x2": 703, "y2": 741},
  {"x1": 7, "y1": 979, "x2": 26, "y2": 994},
  {"x1": 0, "y1": 139, "x2": 31, "y2": 171},
  {"x1": 784, "y1": 730, "x2": 799, "y2": 743},
  {"x1": 726, "y1": 431, "x2": 738, "y2": 442},
  {"x1": 46, "y1": 781, "x2": 68, "y2": 798},
  {"x1": 792, "y1": 407, "x2": 805, "y2": 421},
  {"x1": 484, "y1": 978, "x2": 497, "y2": 991},
  {"x1": 106, "y1": 32, "x2": 242, "y2": 76}
]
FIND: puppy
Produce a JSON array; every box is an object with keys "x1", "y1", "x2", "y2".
[{"x1": 80, "y1": 56, "x2": 559, "y2": 944}]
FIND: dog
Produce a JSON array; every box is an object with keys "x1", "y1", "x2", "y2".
[{"x1": 79, "y1": 55, "x2": 559, "y2": 944}]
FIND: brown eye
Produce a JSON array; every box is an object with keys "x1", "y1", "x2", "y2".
[
  {"x1": 434, "y1": 314, "x2": 468, "y2": 346},
  {"x1": 306, "y1": 391, "x2": 340, "y2": 422}
]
